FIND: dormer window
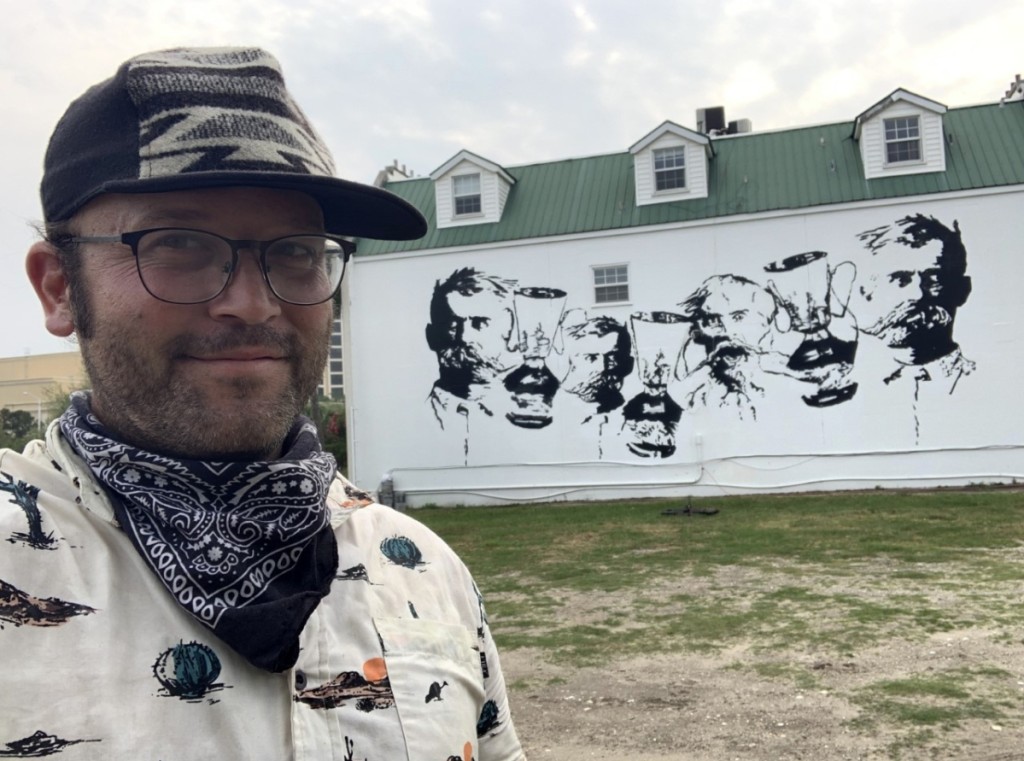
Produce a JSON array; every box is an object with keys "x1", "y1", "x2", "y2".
[
  {"x1": 431, "y1": 151, "x2": 516, "y2": 228},
  {"x1": 453, "y1": 173, "x2": 482, "y2": 215},
  {"x1": 853, "y1": 89, "x2": 946, "y2": 179},
  {"x1": 884, "y1": 116, "x2": 921, "y2": 164},
  {"x1": 653, "y1": 147, "x2": 686, "y2": 191},
  {"x1": 630, "y1": 121, "x2": 711, "y2": 206}
]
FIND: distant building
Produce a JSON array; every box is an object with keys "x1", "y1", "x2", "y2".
[
  {"x1": 344, "y1": 80, "x2": 1024, "y2": 506},
  {"x1": 0, "y1": 351, "x2": 86, "y2": 424}
]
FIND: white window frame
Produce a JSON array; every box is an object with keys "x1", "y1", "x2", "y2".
[
  {"x1": 883, "y1": 115, "x2": 922, "y2": 165},
  {"x1": 452, "y1": 173, "x2": 482, "y2": 216},
  {"x1": 593, "y1": 264, "x2": 629, "y2": 304},
  {"x1": 653, "y1": 146, "x2": 686, "y2": 192}
]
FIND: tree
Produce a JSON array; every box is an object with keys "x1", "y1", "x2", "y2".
[
  {"x1": 306, "y1": 398, "x2": 347, "y2": 474},
  {"x1": 45, "y1": 385, "x2": 75, "y2": 422},
  {"x1": 1, "y1": 408, "x2": 35, "y2": 439},
  {"x1": 0, "y1": 408, "x2": 34, "y2": 452}
]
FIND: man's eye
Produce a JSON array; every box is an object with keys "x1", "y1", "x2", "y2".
[
  {"x1": 278, "y1": 243, "x2": 317, "y2": 258},
  {"x1": 268, "y1": 245, "x2": 324, "y2": 274},
  {"x1": 889, "y1": 271, "x2": 914, "y2": 287},
  {"x1": 139, "y1": 232, "x2": 217, "y2": 264},
  {"x1": 273, "y1": 244, "x2": 315, "y2": 260},
  {"x1": 151, "y1": 232, "x2": 207, "y2": 250},
  {"x1": 470, "y1": 317, "x2": 491, "y2": 330}
]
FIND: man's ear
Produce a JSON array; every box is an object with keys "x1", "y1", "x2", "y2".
[{"x1": 26, "y1": 241, "x2": 76, "y2": 337}]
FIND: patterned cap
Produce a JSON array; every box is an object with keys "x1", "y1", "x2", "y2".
[{"x1": 41, "y1": 47, "x2": 426, "y2": 240}]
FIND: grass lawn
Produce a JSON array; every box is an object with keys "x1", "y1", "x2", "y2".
[
  {"x1": 414, "y1": 488, "x2": 1024, "y2": 755},
  {"x1": 416, "y1": 488, "x2": 1024, "y2": 658}
]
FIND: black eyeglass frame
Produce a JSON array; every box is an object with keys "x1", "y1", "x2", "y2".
[{"x1": 69, "y1": 228, "x2": 356, "y2": 306}]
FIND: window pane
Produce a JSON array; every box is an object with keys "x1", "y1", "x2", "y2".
[
  {"x1": 453, "y1": 173, "x2": 481, "y2": 194},
  {"x1": 883, "y1": 117, "x2": 921, "y2": 163},
  {"x1": 656, "y1": 168, "x2": 686, "y2": 191},
  {"x1": 595, "y1": 284, "x2": 629, "y2": 303},
  {"x1": 886, "y1": 140, "x2": 921, "y2": 163},
  {"x1": 653, "y1": 146, "x2": 685, "y2": 169},
  {"x1": 594, "y1": 265, "x2": 626, "y2": 285},
  {"x1": 453, "y1": 173, "x2": 481, "y2": 215},
  {"x1": 884, "y1": 116, "x2": 920, "y2": 140},
  {"x1": 594, "y1": 265, "x2": 629, "y2": 303},
  {"x1": 454, "y1": 195, "x2": 481, "y2": 214},
  {"x1": 653, "y1": 146, "x2": 686, "y2": 190}
]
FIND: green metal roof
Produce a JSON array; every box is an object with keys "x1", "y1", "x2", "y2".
[{"x1": 357, "y1": 101, "x2": 1024, "y2": 256}]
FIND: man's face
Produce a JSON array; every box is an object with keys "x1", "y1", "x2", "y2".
[
  {"x1": 438, "y1": 289, "x2": 516, "y2": 383},
  {"x1": 50, "y1": 186, "x2": 332, "y2": 460},
  {"x1": 563, "y1": 330, "x2": 622, "y2": 401},
  {"x1": 856, "y1": 238, "x2": 964, "y2": 350},
  {"x1": 692, "y1": 284, "x2": 772, "y2": 354}
]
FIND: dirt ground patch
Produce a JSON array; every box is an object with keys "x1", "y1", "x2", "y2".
[{"x1": 497, "y1": 555, "x2": 1024, "y2": 760}]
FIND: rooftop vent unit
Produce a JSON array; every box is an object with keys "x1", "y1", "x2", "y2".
[
  {"x1": 727, "y1": 119, "x2": 753, "y2": 134},
  {"x1": 696, "y1": 106, "x2": 726, "y2": 134}
]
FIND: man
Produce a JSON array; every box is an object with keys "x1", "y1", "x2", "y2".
[
  {"x1": 425, "y1": 267, "x2": 518, "y2": 446},
  {"x1": 677, "y1": 274, "x2": 777, "y2": 419},
  {"x1": 555, "y1": 312, "x2": 633, "y2": 458},
  {"x1": 854, "y1": 214, "x2": 974, "y2": 393},
  {"x1": 559, "y1": 312, "x2": 633, "y2": 416},
  {"x1": 1, "y1": 48, "x2": 523, "y2": 760}
]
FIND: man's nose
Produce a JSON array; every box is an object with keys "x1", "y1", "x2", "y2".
[
  {"x1": 208, "y1": 250, "x2": 282, "y2": 324},
  {"x1": 919, "y1": 271, "x2": 941, "y2": 297}
]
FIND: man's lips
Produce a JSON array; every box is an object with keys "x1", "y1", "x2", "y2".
[
  {"x1": 180, "y1": 351, "x2": 289, "y2": 377},
  {"x1": 187, "y1": 349, "x2": 286, "y2": 361}
]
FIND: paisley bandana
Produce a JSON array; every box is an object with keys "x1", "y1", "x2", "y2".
[{"x1": 59, "y1": 393, "x2": 338, "y2": 672}]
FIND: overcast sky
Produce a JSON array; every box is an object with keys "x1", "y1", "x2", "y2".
[{"x1": 1, "y1": 0, "x2": 1020, "y2": 358}]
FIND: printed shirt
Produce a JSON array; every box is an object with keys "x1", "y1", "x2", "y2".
[{"x1": 0, "y1": 424, "x2": 525, "y2": 761}]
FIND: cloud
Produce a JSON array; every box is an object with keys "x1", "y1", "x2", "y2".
[{"x1": 0, "y1": 0, "x2": 1020, "y2": 357}]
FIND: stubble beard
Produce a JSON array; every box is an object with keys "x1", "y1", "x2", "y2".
[{"x1": 78, "y1": 313, "x2": 331, "y2": 461}]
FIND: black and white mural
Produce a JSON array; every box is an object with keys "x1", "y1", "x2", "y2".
[
  {"x1": 421, "y1": 213, "x2": 976, "y2": 462},
  {"x1": 344, "y1": 195, "x2": 1020, "y2": 503}
]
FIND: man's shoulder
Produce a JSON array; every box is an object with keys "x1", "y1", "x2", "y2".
[
  {"x1": 0, "y1": 441, "x2": 77, "y2": 501},
  {"x1": 341, "y1": 499, "x2": 452, "y2": 544},
  {"x1": 329, "y1": 487, "x2": 468, "y2": 571}
]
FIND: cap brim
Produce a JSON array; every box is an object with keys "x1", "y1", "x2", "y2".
[{"x1": 96, "y1": 171, "x2": 427, "y2": 241}]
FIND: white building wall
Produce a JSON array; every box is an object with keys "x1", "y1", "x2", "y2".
[
  {"x1": 861, "y1": 103, "x2": 946, "y2": 179},
  {"x1": 345, "y1": 188, "x2": 1024, "y2": 506}
]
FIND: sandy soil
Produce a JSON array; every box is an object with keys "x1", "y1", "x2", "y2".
[{"x1": 498, "y1": 558, "x2": 1024, "y2": 760}]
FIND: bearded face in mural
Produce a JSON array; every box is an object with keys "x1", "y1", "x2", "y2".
[
  {"x1": 681, "y1": 275, "x2": 775, "y2": 361},
  {"x1": 425, "y1": 268, "x2": 518, "y2": 400},
  {"x1": 855, "y1": 215, "x2": 972, "y2": 367},
  {"x1": 560, "y1": 315, "x2": 634, "y2": 413},
  {"x1": 678, "y1": 275, "x2": 777, "y2": 417}
]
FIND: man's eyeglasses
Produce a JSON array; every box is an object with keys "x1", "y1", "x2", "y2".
[{"x1": 70, "y1": 228, "x2": 355, "y2": 306}]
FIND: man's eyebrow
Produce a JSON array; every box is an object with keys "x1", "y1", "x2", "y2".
[{"x1": 888, "y1": 270, "x2": 914, "y2": 281}]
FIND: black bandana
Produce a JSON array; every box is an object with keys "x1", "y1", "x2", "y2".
[{"x1": 59, "y1": 393, "x2": 338, "y2": 672}]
